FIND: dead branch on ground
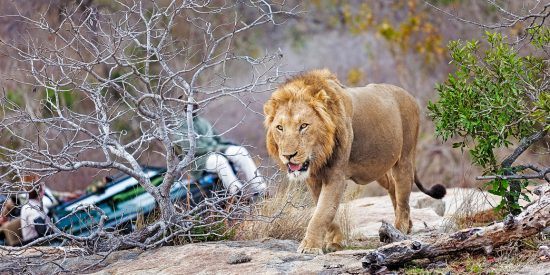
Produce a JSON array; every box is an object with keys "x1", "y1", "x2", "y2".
[{"x1": 362, "y1": 185, "x2": 549, "y2": 273}]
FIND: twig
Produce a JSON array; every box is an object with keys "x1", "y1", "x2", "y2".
[{"x1": 476, "y1": 167, "x2": 550, "y2": 181}]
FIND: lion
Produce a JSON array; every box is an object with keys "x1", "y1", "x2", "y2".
[{"x1": 263, "y1": 69, "x2": 446, "y2": 254}]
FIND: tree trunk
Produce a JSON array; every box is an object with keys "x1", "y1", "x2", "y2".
[
  {"x1": 157, "y1": 186, "x2": 176, "y2": 223},
  {"x1": 362, "y1": 185, "x2": 550, "y2": 272}
]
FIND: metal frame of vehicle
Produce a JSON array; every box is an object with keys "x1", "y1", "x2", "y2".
[{"x1": 51, "y1": 167, "x2": 220, "y2": 236}]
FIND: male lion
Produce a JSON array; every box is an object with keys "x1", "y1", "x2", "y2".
[{"x1": 263, "y1": 69, "x2": 446, "y2": 254}]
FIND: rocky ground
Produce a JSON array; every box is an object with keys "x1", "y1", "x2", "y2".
[
  {"x1": 346, "y1": 188, "x2": 501, "y2": 238},
  {"x1": 87, "y1": 240, "x2": 548, "y2": 275},
  {"x1": 3, "y1": 188, "x2": 548, "y2": 274}
]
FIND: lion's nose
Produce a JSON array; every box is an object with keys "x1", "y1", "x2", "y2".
[{"x1": 283, "y1": 152, "x2": 298, "y2": 161}]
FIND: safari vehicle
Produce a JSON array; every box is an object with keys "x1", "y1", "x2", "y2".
[{"x1": 50, "y1": 167, "x2": 220, "y2": 237}]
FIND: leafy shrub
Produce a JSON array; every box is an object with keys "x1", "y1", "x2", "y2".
[{"x1": 428, "y1": 32, "x2": 548, "y2": 214}]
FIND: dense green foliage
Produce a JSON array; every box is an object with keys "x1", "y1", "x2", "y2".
[{"x1": 428, "y1": 32, "x2": 549, "y2": 213}]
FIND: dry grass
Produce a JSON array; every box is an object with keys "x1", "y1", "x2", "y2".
[
  {"x1": 235, "y1": 178, "x2": 356, "y2": 246},
  {"x1": 235, "y1": 178, "x2": 312, "y2": 241},
  {"x1": 336, "y1": 203, "x2": 353, "y2": 247},
  {"x1": 436, "y1": 188, "x2": 501, "y2": 232}
]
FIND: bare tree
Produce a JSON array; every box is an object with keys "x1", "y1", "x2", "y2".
[
  {"x1": 426, "y1": 0, "x2": 550, "y2": 45},
  {"x1": 0, "y1": 0, "x2": 297, "y2": 261}
]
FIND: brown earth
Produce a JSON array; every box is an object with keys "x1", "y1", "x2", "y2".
[{"x1": 4, "y1": 188, "x2": 547, "y2": 274}]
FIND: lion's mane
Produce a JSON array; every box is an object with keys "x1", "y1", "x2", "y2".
[{"x1": 263, "y1": 69, "x2": 350, "y2": 173}]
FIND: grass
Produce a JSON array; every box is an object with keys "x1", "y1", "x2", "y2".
[
  {"x1": 234, "y1": 178, "x2": 356, "y2": 245},
  {"x1": 344, "y1": 236, "x2": 382, "y2": 250},
  {"x1": 437, "y1": 187, "x2": 502, "y2": 232},
  {"x1": 234, "y1": 178, "x2": 313, "y2": 241},
  {"x1": 133, "y1": 191, "x2": 238, "y2": 245}
]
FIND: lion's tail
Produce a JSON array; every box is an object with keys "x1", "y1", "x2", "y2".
[{"x1": 414, "y1": 173, "x2": 446, "y2": 199}]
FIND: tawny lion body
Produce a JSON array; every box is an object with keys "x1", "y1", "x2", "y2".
[{"x1": 264, "y1": 69, "x2": 445, "y2": 254}]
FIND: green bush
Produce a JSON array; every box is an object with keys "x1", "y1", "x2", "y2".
[{"x1": 428, "y1": 32, "x2": 548, "y2": 214}]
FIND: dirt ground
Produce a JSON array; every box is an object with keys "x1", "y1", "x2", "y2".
[{"x1": 2, "y1": 188, "x2": 548, "y2": 274}]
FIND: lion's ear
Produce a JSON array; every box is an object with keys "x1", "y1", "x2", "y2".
[
  {"x1": 263, "y1": 99, "x2": 274, "y2": 115},
  {"x1": 326, "y1": 79, "x2": 344, "y2": 90},
  {"x1": 314, "y1": 89, "x2": 330, "y2": 104},
  {"x1": 263, "y1": 99, "x2": 276, "y2": 127}
]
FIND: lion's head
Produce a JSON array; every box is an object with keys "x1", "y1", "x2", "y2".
[{"x1": 264, "y1": 69, "x2": 347, "y2": 181}]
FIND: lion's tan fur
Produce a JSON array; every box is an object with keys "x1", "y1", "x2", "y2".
[{"x1": 264, "y1": 69, "x2": 438, "y2": 254}]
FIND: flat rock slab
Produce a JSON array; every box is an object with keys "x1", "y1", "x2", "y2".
[
  {"x1": 91, "y1": 239, "x2": 366, "y2": 275},
  {"x1": 89, "y1": 188, "x2": 501, "y2": 274}
]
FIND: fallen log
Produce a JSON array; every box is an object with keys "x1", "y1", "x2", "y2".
[
  {"x1": 378, "y1": 220, "x2": 408, "y2": 244},
  {"x1": 362, "y1": 185, "x2": 550, "y2": 272}
]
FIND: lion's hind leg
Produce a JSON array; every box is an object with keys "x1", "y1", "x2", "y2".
[
  {"x1": 392, "y1": 160, "x2": 414, "y2": 234},
  {"x1": 377, "y1": 171, "x2": 397, "y2": 212},
  {"x1": 378, "y1": 171, "x2": 412, "y2": 233},
  {"x1": 324, "y1": 222, "x2": 344, "y2": 252}
]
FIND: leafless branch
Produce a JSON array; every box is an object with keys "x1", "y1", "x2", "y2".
[
  {"x1": 0, "y1": 0, "x2": 298, "y2": 271},
  {"x1": 426, "y1": 1, "x2": 550, "y2": 45},
  {"x1": 476, "y1": 167, "x2": 550, "y2": 181}
]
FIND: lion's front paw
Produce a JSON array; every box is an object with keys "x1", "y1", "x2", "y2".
[
  {"x1": 324, "y1": 242, "x2": 343, "y2": 253},
  {"x1": 297, "y1": 238, "x2": 324, "y2": 255}
]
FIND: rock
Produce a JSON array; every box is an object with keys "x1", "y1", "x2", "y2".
[
  {"x1": 414, "y1": 196, "x2": 446, "y2": 216},
  {"x1": 227, "y1": 252, "x2": 252, "y2": 264},
  {"x1": 539, "y1": 245, "x2": 550, "y2": 261},
  {"x1": 344, "y1": 188, "x2": 502, "y2": 239},
  {"x1": 88, "y1": 239, "x2": 366, "y2": 274},
  {"x1": 0, "y1": 248, "x2": 144, "y2": 274}
]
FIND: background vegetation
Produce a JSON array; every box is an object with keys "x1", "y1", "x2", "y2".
[
  {"x1": 0, "y1": 0, "x2": 545, "y2": 211},
  {"x1": 0, "y1": 0, "x2": 469, "y2": 191}
]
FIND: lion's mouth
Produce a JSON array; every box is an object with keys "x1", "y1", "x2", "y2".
[{"x1": 287, "y1": 160, "x2": 310, "y2": 173}]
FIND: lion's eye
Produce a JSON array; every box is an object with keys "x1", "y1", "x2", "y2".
[
  {"x1": 276, "y1": 125, "x2": 283, "y2": 131},
  {"x1": 299, "y1": 123, "x2": 309, "y2": 131}
]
